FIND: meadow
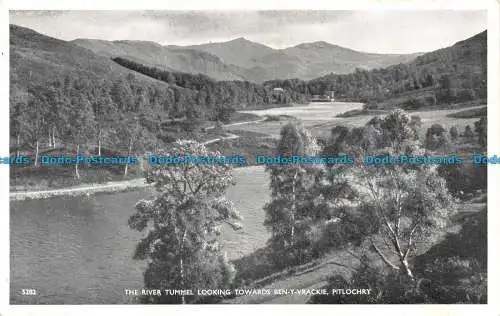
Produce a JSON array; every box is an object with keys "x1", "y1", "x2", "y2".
[{"x1": 228, "y1": 103, "x2": 484, "y2": 141}]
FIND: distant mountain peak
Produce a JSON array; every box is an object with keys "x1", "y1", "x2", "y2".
[
  {"x1": 227, "y1": 37, "x2": 259, "y2": 45},
  {"x1": 294, "y1": 41, "x2": 334, "y2": 49}
]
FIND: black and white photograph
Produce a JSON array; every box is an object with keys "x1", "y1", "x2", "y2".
[{"x1": 8, "y1": 8, "x2": 490, "y2": 305}]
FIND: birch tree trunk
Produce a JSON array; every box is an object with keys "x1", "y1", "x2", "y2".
[
  {"x1": 372, "y1": 242, "x2": 400, "y2": 271},
  {"x1": 98, "y1": 129, "x2": 102, "y2": 156},
  {"x1": 290, "y1": 170, "x2": 298, "y2": 245},
  {"x1": 52, "y1": 126, "x2": 56, "y2": 148},
  {"x1": 16, "y1": 134, "x2": 20, "y2": 157},
  {"x1": 34, "y1": 140, "x2": 39, "y2": 167},
  {"x1": 48, "y1": 130, "x2": 52, "y2": 148},
  {"x1": 75, "y1": 144, "x2": 80, "y2": 179},
  {"x1": 179, "y1": 228, "x2": 187, "y2": 304},
  {"x1": 400, "y1": 257, "x2": 414, "y2": 280},
  {"x1": 124, "y1": 137, "x2": 133, "y2": 176}
]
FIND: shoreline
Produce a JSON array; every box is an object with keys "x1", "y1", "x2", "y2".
[
  {"x1": 9, "y1": 177, "x2": 152, "y2": 201},
  {"x1": 9, "y1": 118, "x2": 267, "y2": 202},
  {"x1": 10, "y1": 165, "x2": 265, "y2": 201}
]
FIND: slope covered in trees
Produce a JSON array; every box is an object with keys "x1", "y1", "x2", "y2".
[
  {"x1": 10, "y1": 24, "x2": 202, "y2": 144},
  {"x1": 72, "y1": 38, "x2": 248, "y2": 81},
  {"x1": 10, "y1": 24, "x2": 301, "y2": 167},
  {"x1": 112, "y1": 56, "x2": 307, "y2": 116},
  {"x1": 267, "y1": 30, "x2": 487, "y2": 110}
]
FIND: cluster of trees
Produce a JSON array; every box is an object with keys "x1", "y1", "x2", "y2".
[
  {"x1": 311, "y1": 207, "x2": 487, "y2": 304},
  {"x1": 424, "y1": 118, "x2": 487, "y2": 152},
  {"x1": 431, "y1": 119, "x2": 488, "y2": 199},
  {"x1": 129, "y1": 140, "x2": 243, "y2": 304},
  {"x1": 268, "y1": 63, "x2": 485, "y2": 108},
  {"x1": 10, "y1": 74, "x2": 173, "y2": 177},
  {"x1": 265, "y1": 110, "x2": 454, "y2": 276},
  {"x1": 424, "y1": 124, "x2": 450, "y2": 151},
  {"x1": 12, "y1": 64, "x2": 298, "y2": 177},
  {"x1": 262, "y1": 109, "x2": 486, "y2": 303},
  {"x1": 10, "y1": 56, "x2": 308, "y2": 178},
  {"x1": 474, "y1": 117, "x2": 487, "y2": 148},
  {"x1": 263, "y1": 123, "x2": 326, "y2": 264},
  {"x1": 11, "y1": 29, "x2": 486, "y2": 181},
  {"x1": 113, "y1": 57, "x2": 307, "y2": 117},
  {"x1": 127, "y1": 109, "x2": 486, "y2": 304}
]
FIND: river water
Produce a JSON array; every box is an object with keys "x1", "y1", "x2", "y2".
[
  {"x1": 10, "y1": 166, "x2": 270, "y2": 304},
  {"x1": 10, "y1": 102, "x2": 364, "y2": 304}
]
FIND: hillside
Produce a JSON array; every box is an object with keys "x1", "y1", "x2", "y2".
[
  {"x1": 281, "y1": 41, "x2": 421, "y2": 78},
  {"x1": 185, "y1": 37, "x2": 276, "y2": 69},
  {"x1": 10, "y1": 24, "x2": 304, "y2": 161},
  {"x1": 72, "y1": 35, "x2": 420, "y2": 83},
  {"x1": 10, "y1": 25, "x2": 169, "y2": 97},
  {"x1": 10, "y1": 24, "x2": 305, "y2": 189},
  {"x1": 188, "y1": 38, "x2": 420, "y2": 81},
  {"x1": 9, "y1": 24, "x2": 211, "y2": 133},
  {"x1": 72, "y1": 38, "x2": 247, "y2": 81},
  {"x1": 267, "y1": 30, "x2": 487, "y2": 111}
]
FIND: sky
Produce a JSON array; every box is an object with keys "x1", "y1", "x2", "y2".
[{"x1": 9, "y1": 10, "x2": 487, "y2": 54}]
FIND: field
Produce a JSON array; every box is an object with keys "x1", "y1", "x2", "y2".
[
  {"x1": 446, "y1": 106, "x2": 487, "y2": 118},
  {"x1": 228, "y1": 103, "x2": 485, "y2": 141}
]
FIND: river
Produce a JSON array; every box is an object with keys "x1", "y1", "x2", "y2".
[
  {"x1": 10, "y1": 102, "x2": 364, "y2": 304},
  {"x1": 10, "y1": 166, "x2": 271, "y2": 304}
]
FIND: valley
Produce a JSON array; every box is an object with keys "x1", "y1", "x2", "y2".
[{"x1": 8, "y1": 17, "x2": 488, "y2": 305}]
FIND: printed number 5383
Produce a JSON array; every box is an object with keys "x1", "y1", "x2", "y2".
[{"x1": 21, "y1": 289, "x2": 37, "y2": 295}]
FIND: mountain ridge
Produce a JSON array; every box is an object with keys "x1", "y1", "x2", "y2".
[{"x1": 66, "y1": 30, "x2": 423, "y2": 83}]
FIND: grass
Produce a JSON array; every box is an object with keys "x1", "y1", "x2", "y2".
[
  {"x1": 411, "y1": 206, "x2": 487, "y2": 303},
  {"x1": 206, "y1": 131, "x2": 277, "y2": 166},
  {"x1": 229, "y1": 111, "x2": 263, "y2": 123},
  {"x1": 227, "y1": 120, "x2": 296, "y2": 137},
  {"x1": 9, "y1": 124, "x2": 233, "y2": 191},
  {"x1": 226, "y1": 201, "x2": 487, "y2": 304},
  {"x1": 447, "y1": 106, "x2": 487, "y2": 118},
  {"x1": 10, "y1": 161, "x2": 144, "y2": 192},
  {"x1": 414, "y1": 203, "x2": 488, "y2": 272},
  {"x1": 312, "y1": 106, "x2": 485, "y2": 141},
  {"x1": 367, "y1": 85, "x2": 485, "y2": 112},
  {"x1": 238, "y1": 103, "x2": 297, "y2": 111},
  {"x1": 335, "y1": 109, "x2": 387, "y2": 118},
  {"x1": 229, "y1": 103, "x2": 485, "y2": 143},
  {"x1": 263, "y1": 114, "x2": 297, "y2": 122}
]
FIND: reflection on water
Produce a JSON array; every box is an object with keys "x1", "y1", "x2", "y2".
[{"x1": 10, "y1": 166, "x2": 269, "y2": 304}]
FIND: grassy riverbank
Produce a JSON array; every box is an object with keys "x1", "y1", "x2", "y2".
[
  {"x1": 9, "y1": 117, "x2": 269, "y2": 194},
  {"x1": 10, "y1": 177, "x2": 151, "y2": 201}
]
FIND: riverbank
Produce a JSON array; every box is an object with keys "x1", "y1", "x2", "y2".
[
  {"x1": 9, "y1": 103, "x2": 364, "y2": 201},
  {"x1": 10, "y1": 165, "x2": 266, "y2": 201},
  {"x1": 9, "y1": 119, "x2": 266, "y2": 201},
  {"x1": 10, "y1": 177, "x2": 151, "y2": 201}
]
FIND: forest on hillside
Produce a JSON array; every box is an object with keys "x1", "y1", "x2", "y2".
[
  {"x1": 9, "y1": 56, "x2": 307, "y2": 158},
  {"x1": 112, "y1": 57, "x2": 308, "y2": 111},
  {"x1": 9, "y1": 29, "x2": 487, "y2": 171},
  {"x1": 266, "y1": 31, "x2": 487, "y2": 109}
]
